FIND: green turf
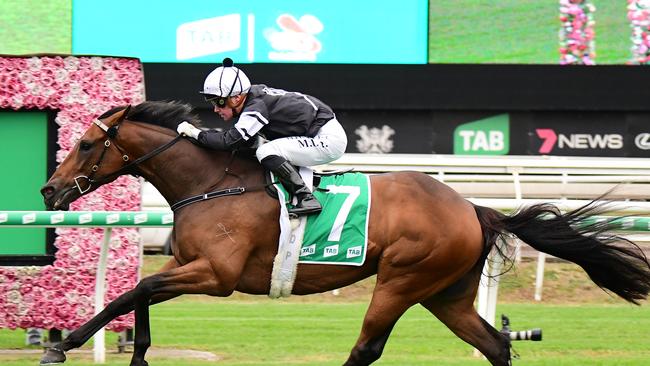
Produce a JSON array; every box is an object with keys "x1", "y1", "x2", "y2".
[
  {"x1": 429, "y1": 1, "x2": 633, "y2": 64},
  {"x1": 1, "y1": 301, "x2": 648, "y2": 365},
  {"x1": 0, "y1": 0, "x2": 71, "y2": 55}
]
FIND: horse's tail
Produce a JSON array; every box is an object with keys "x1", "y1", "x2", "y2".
[{"x1": 473, "y1": 200, "x2": 650, "y2": 304}]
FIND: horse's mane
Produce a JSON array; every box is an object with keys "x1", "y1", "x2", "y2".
[
  {"x1": 98, "y1": 101, "x2": 202, "y2": 131},
  {"x1": 98, "y1": 101, "x2": 259, "y2": 162}
]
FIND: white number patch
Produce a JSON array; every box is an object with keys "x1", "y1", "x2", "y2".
[{"x1": 325, "y1": 185, "x2": 360, "y2": 242}]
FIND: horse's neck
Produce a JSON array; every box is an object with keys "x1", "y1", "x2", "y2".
[{"x1": 132, "y1": 131, "x2": 262, "y2": 207}]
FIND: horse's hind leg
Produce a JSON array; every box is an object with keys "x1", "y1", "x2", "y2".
[{"x1": 420, "y1": 275, "x2": 511, "y2": 366}]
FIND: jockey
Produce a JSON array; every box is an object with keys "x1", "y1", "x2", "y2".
[{"x1": 177, "y1": 58, "x2": 348, "y2": 216}]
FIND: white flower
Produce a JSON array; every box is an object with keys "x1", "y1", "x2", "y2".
[
  {"x1": 27, "y1": 57, "x2": 42, "y2": 70},
  {"x1": 90, "y1": 57, "x2": 104, "y2": 71},
  {"x1": 76, "y1": 307, "x2": 89, "y2": 317},
  {"x1": 17, "y1": 303, "x2": 29, "y2": 316},
  {"x1": 54, "y1": 69, "x2": 69, "y2": 82},
  {"x1": 64, "y1": 57, "x2": 80, "y2": 71},
  {"x1": 6, "y1": 289, "x2": 21, "y2": 303},
  {"x1": 19, "y1": 71, "x2": 33, "y2": 83},
  {"x1": 67, "y1": 245, "x2": 80, "y2": 256}
]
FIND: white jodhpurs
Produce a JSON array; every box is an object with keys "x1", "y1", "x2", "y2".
[{"x1": 255, "y1": 118, "x2": 347, "y2": 166}]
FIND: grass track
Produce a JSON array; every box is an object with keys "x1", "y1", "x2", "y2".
[
  {"x1": 0, "y1": 257, "x2": 647, "y2": 365},
  {"x1": 1, "y1": 301, "x2": 648, "y2": 365}
]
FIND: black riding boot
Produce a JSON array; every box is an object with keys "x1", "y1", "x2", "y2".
[{"x1": 261, "y1": 155, "x2": 322, "y2": 215}]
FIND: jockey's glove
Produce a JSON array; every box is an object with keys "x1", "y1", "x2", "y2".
[{"x1": 177, "y1": 121, "x2": 201, "y2": 139}]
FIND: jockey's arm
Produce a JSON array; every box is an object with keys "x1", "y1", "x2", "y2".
[
  {"x1": 197, "y1": 127, "x2": 246, "y2": 150},
  {"x1": 197, "y1": 109, "x2": 267, "y2": 150}
]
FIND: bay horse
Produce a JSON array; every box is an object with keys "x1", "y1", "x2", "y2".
[{"x1": 39, "y1": 101, "x2": 650, "y2": 366}]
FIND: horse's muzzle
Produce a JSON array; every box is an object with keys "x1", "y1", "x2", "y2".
[{"x1": 40, "y1": 183, "x2": 73, "y2": 211}]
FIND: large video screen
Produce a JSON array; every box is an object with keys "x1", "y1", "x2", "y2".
[
  {"x1": 429, "y1": 1, "x2": 635, "y2": 64},
  {"x1": 72, "y1": 0, "x2": 428, "y2": 64},
  {"x1": 3, "y1": 0, "x2": 644, "y2": 65},
  {"x1": 0, "y1": 0, "x2": 71, "y2": 55}
]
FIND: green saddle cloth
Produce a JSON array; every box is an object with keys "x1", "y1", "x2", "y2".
[{"x1": 279, "y1": 172, "x2": 371, "y2": 266}]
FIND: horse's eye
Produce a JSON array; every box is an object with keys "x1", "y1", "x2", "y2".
[{"x1": 79, "y1": 141, "x2": 93, "y2": 151}]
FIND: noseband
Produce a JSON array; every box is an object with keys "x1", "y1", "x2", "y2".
[{"x1": 73, "y1": 118, "x2": 182, "y2": 195}]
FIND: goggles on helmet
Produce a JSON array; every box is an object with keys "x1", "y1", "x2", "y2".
[{"x1": 205, "y1": 95, "x2": 229, "y2": 108}]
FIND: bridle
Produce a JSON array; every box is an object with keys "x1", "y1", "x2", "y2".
[
  {"x1": 68, "y1": 107, "x2": 278, "y2": 211},
  {"x1": 69, "y1": 113, "x2": 256, "y2": 212},
  {"x1": 72, "y1": 115, "x2": 182, "y2": 195}
]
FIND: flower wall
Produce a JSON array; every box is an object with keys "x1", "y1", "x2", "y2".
[
  {"x1": 628, "y1": 0, "x2": 650, "y2": 64},
  {"x1": 0, "y1": 55, "x2": 145, "y2": 331},
  {"x1": 559, "y1": 0, "x2": 597, "y2": 65}
]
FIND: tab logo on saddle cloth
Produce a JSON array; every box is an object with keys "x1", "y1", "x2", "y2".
[{"x1": 294, "y1": 172, "x2": 371, "y2": 266}]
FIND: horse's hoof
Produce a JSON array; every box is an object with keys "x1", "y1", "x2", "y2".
[
  {"x1": 129, "y1": 360, "x2": 149, "y2": 366},
  {"x1": 40, "y1": 347, "x2": 66, "y2": 365}
]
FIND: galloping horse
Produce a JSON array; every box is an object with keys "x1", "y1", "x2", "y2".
[{"x1": 40, "y1": 101, "x2": 650, "y2": 366}]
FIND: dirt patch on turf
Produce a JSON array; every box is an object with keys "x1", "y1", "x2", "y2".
[{"x1": 0, "y1": 347, "x2": 221, "y2": 361}]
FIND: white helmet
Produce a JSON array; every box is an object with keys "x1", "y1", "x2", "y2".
[{"x1": 200, "y1": 58, "x2": 251, "y2": 100}]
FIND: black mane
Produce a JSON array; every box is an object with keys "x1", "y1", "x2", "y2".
[{"x1": 98, "y1": 101, "x2": 202, "y2": 130}]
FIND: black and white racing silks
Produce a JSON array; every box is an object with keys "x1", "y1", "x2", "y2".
[{"x1": 197, "y1": 84, "x2": 335, "y2": 150}]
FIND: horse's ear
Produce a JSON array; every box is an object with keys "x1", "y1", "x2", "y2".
[{"x1": 118, "y1": 105, "x2": 132, "y2": 122}]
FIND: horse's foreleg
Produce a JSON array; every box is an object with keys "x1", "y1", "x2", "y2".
[
  {"x1": 343, "y1": 286, "x2": 411, "y2": 366},
  {"x1": 40, "y1": 257, "x2": 180, "y2": 365},
  {"x1": 39, "y1": 288, "x2": 179, "y2": 365},
  {"x1": 128, "y1": 258, "x2": 223, "y2": 366}
]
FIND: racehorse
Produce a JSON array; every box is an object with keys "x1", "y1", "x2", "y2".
[{"x1": 39, "y1": 101, "x2": 650, "y2": 366}]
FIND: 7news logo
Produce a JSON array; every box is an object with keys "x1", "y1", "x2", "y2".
[{"x1": 535, "y1": 129, "x2": 623, "y2": 153}]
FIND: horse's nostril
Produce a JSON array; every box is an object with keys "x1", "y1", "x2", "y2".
[{"x1": 41, "y1": 185, "x2": 55, "y2": 198}]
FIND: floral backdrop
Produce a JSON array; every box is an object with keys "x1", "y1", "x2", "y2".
[
  {"x1": 628, "y1": 0, "x2": 650, "y2": 64},
  {"x1": 0, "y1": 55, "x2": 145, "y2": 331}
]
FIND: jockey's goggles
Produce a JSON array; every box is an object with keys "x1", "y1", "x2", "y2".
[{"x1": 205, "y1": 95, "x2": 229, "y2": 109}]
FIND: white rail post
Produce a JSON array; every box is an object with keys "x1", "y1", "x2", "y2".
[
  {"x1": 534, "y1": 252, "x2": 547, "y2": 301},
  {"x1": 474, "y1": 237, "x2": 506, "y2": 357},
  {"x1": 93, "y1": 227, "x2": 111, "y2": 364},
  {"x1": 511, "y1": 169, "x2": 523, "y2": 264}
]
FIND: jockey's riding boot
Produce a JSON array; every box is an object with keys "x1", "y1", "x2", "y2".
[
  {"x1": 275, "y1": 161, "x2": 322, "y2": 215},
  {"x1": 262, "y1": 156, "x2": 322, "y2": 215}
]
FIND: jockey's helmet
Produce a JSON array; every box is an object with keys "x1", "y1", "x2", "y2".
[{"x1": 200, "y1": 58, "x2": 251, "y2": 108}]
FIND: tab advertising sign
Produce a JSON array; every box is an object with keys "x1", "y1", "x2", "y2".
[
  {"x1": 72, "y1": 0, "x2": 428, "y2": 64},
  {"x1": 453, "y1": 114, "x2": 510, "y2": 155}
]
